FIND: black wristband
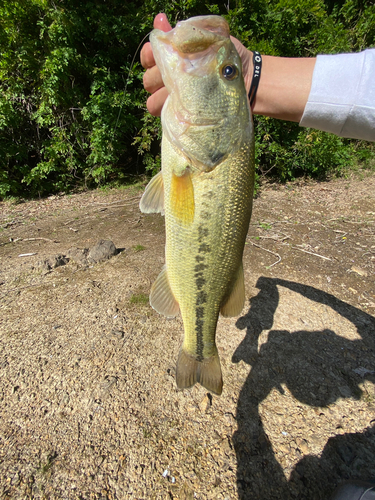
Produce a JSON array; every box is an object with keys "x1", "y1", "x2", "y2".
[{"x1": 248, "y1": 51, "x2": 262, "y2": 108}]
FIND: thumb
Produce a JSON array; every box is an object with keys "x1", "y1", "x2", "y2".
[{"x1": 154, "y1": 13, "x2": 172, "y2": 32}]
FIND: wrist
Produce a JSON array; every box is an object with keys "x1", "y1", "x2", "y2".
[
  {"x1": 248, "y1": 51, "x2": 262, "y2": 109},
  {"x1": 253, "y1": 55, "x2": 316, "y2": 122}
]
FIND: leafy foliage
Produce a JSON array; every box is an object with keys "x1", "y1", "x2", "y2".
[
  {"x1": 0, "y1": 0, "x2": 147, "y2": 197},
  {"x1": 0, "y1": 0, "x2": 374, "y2": 198}
]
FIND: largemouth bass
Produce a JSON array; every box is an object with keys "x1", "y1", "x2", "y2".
[{"x1": 140, "y1": 15, "x2": 254, "y2": 395}]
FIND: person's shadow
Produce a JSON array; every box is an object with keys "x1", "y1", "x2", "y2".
[{"x1": 232, "y1": 277, "x2": 375, "y2": 499}]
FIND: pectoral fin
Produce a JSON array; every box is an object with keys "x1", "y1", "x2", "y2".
[
  {"x1": 220, "y1": 262, "x2": 245, "y2": 317},
  {"x1": 150, "y1": 265, "x2": 179, "y2": 318},
  {"x1": 170, "y1": 170, "x2": 194, "y2": 224},
  {"x1": 139, "y1": 171, "x2": 164, "y2": 215}
]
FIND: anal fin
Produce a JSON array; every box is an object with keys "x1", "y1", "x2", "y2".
[
  {"x1": 176, "y1": 349, "x2": 223, "y2": 395},
  {"x1": 150, "y1": 265, "x2": 179, "y2": 318},
  {"x1": 220, "y1": 262, "x2": 245, "y2": 317},
  {"x1": 139, "y1": 171, "x2": 164, "y2": 215}
]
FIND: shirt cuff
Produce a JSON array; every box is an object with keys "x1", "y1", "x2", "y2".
[{"x1": 299, "y1": 50, "x2": 375, "y2": 141}]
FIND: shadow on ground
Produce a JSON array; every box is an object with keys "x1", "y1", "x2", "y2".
[{"x1": 233, "y1": 277, "x2": 375, "y2": 499}]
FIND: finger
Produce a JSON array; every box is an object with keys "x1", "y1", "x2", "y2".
[
  {"x1": 230, "y1": 36, "x2": 253, "y2": 93},
  {"x1": 140, "y1": 42, "x2": 155, "y2": 69},
  {"x1": 141, "y1": 14, "x2": 172, "y2": 69},
  {"x1": 154, "y1": 13, "x2": 172, "y2": 32},
  {"x1": 143, "y1": 65, "x2": 164, "y2": 94},
  {"x1": 147, "y1": 87, "x2": 169, "y2": 117}
]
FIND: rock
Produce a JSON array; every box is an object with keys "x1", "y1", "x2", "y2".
[
  {"x1": 37, "y1": 259, "x2": 53, "y2": 272},
  {"x1": 107, "y1": 307, "x2": 118, "y2": 316},
  {"x1": 278, "y1": 444, "x2": 290, "y2": 454},
  {"x1": 220, "y1": 438, "x2": 232, "y2": 455},
  {"x1": 111, "y1": 328, "x2": 124, "y2": 338},
  {"x1": 199, "y1": 394, "x2": 212, "y2": 413},
  {"x1": 88, "y1": 240, "x2": 117, "y2": 263},
  {"x1": 296, "y1": 438, "x2": 309, "y2": 454},
  {"x1": 37, "y1": 254, "x2": 69, "y2": 272},
  {"x1": 67, "y1": 247, "x2": 89, "y2": 265},
  {"x1": 338, "y1": 385, "x2": 352, "y2": 397}
]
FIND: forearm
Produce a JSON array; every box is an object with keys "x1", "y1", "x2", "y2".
[{"x1": 251, "y1": 55, "x2": 316, "y2": 122}]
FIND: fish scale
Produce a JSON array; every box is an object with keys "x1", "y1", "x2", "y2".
[{"x1": 140, "y1": 15, "x2": 255, "y2": 395}]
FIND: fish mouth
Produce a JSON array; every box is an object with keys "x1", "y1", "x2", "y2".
[{"x1": 154, "y1": 16, "x2": 229, "y2": 55}]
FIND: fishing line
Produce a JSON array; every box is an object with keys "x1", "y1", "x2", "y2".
[{"x1": 113, "y1": 30, "x2": 153, "y2": 136}]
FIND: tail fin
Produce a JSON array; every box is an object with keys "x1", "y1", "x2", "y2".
[{"x1": 176, "y1": 349, "x2": 223, "y2": 395}]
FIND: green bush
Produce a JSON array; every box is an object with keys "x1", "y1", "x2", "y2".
[{"x1": 0, "y1": 0, "x2": 148, "y2": 197}]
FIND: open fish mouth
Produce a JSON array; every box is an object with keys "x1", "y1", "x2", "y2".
[{"x1": 154, "y1": 15, "x2": 229, "y2": 55}]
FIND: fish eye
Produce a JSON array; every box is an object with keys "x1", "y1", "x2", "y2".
[{"x1": 221, "y1": 64, "x2": 238, "y2": 80}]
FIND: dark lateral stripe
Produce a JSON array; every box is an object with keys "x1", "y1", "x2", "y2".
[
  {"x1": 195, "y1": 263, "x2": 208, "y2": 272},
  {"x1": 195, "y1": 317, "x2": 204, "y2": 361},
  {"x1": 196, "y1": 290, "x2": 207, "y2": 305},
  {"x1": 195, "y1": 221, "x2": 210, "y2": 361}
]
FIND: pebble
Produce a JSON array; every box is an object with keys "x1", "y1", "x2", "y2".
[
  {"x1": 296, "y1": 438, "x2": 309, "y2": 454},
  {"x1": 111, "y1": 328, "x2": 124, "y2": 338},
  {"x1": 278, "y1": 444, "x2": 290, "y2": 454},
  {"x1": 339, "y1": 385, "x2": 352, "y2": 397},
  {"x1": 199, "y1": 394, "x2": 212, "y2": 413},
  {"x1": 351, "y1": 265, "x2": 368, "y2": 277}
]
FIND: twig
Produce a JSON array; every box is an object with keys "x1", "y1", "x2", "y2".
[
  {"x1": 293, "y1": 246, "x2": 332, "y2": 261},
  {"x1": 343, "y1": 220, "x2": 374, "y2": 224},
  {"x1": 255, "y1": 233, "x2": 290, "y2": 242},
  {"x1": 333, "y1": 230, "x2": 348, "y2": 239},
  {"x1": 362, "y1": 251, "x2": 375, "y2": 258},
  {"x1": 105, "y1": 203, "x2": 140, "y2": 209},
  {"x1": 22, "y1": 237, "x2": 58, "y2": 243},
  {"x1": 250, "y1": 242, "x2": 282, "y2": 268},
  {"x1": 328, "y1": 217, "x2": 374, "y2": 224}
]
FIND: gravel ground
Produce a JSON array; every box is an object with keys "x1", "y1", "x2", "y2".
[{"x1": 0, "y1": 175, "x2": 374, "y2": 499}]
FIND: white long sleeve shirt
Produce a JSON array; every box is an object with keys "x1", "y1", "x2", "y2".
[{"x1": 300, "y1": 49, "x2": 375, "y2": 142}]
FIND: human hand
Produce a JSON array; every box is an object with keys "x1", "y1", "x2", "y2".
[
  {"x1": 141, "y1": 14, "x2": 172, "y2": 116},
  {"x1": 140, "y1": 14, "x2": 254, "y2": 116}
]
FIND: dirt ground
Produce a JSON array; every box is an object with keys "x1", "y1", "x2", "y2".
[{"x1": 0, "y1": 174, "x2": 375, "y2": 500}]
